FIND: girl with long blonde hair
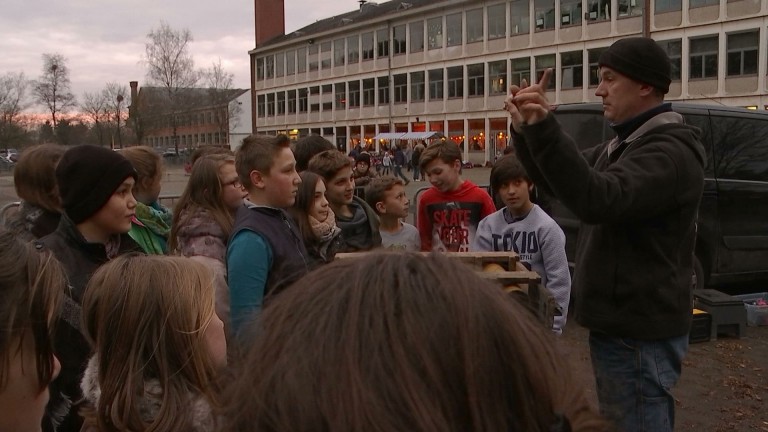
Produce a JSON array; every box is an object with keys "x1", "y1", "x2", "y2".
[{"x1": 80, "y1": 254, "x2": 226, "y2": 432}]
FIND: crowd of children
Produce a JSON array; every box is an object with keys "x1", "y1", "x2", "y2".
[{"x1": 0, "y1": 138, "x2": 590, "y2": 432}]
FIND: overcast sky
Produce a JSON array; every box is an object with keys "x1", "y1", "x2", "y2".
[{"x1": 0, "y1": 0, "x2": 355, "y2": 104}]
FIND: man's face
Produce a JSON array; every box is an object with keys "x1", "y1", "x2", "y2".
[
  {"x1": 595, "y1": 66, "x2": 647, "y2": 124},
  {"x1": 424, "y1": 159, "x2": 462, "y2": 193},
  {"x1": 263, "y1": 147, "x2": 301, "y2": 208},
  {"x1": 324, "y1": 166, "x2": 355, "y2": 210}
]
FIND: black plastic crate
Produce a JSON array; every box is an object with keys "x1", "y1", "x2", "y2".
[{"x1": 690, "y1": 309, "x2": 712, "y2": 343}]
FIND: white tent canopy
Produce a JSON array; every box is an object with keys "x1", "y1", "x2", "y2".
[
  {"x1": 372, "y1": 131, "x2": 443, "y2": 140},
  {"x1": 372, "y1": 132, "x2": 405, "y2": 140}
]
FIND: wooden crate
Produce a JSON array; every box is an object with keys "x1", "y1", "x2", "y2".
[{"x1": 335, "y1": 251, "x2": 557, "y2": 329}]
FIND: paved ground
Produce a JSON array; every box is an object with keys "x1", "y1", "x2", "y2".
[{"x1": 2, "y1": 164, "x2": 767, "y2": 430}]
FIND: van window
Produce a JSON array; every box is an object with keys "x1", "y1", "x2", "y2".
[
  {"x1": 681, "y1": 114, "x2": 714, "y2": 178},
  {"x1": 711, "y1": 115, "x2": 768, "y2": 182},
  {"x1": 555, "y1": 111, "x2": 615, "y2": 151}
]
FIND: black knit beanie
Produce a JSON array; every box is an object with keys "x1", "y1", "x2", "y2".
[
  {"x1": 56, "y1": 145, "x2": 138, "y2": 224},
  {"x1": 598, "y1": 37, "x2": 672, "y2": 94}
]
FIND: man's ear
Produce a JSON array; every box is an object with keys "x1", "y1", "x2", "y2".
[
  {"x1": 249, "y1": 169, "x2": 265, "y2": 189},
  {"x1": 452, "y1": 159, "x2": 462, "y2": 171},
  {"x1": 375, "y1": 201, "x2": 386, "y2": 214}
]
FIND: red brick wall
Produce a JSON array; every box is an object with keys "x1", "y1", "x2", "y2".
[{"x1": 254, "y1": 0, "x2": 285, "y2": 47}]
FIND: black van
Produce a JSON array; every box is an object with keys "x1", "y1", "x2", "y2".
[{"x1": 550, "y1": 102, "x2": 768, "y2": 290}]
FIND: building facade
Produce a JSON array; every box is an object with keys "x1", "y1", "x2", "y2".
[
  {"x1": 128, "y1": 82, "x2": 251, "y2": 151},
  {"x1": 251, "y1": 0, "x2": 768, "y2": 164}
]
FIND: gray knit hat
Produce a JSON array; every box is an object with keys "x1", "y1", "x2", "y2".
[
  {"x1": 56, "y1": 145, "x2": 137, "y2": 224},
  {"x1": 598, "y1": 37, "x2": 672, "y2": 94}
]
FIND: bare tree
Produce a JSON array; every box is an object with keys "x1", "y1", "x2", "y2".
[
  {"x1": 203, "y1": 59, "x2": 243, "y2": 146},
  {"x1": 80, "y1": 91, "x2": 110, "y2": 147},
  {"x1": 0, "y1": 71, "x2": 31, "y2": 151},
  {"x1": 32, "y1": 53, "x2": 76, "y2": 135},
  {"x1": 144, "y1": 21, "x2": 199, "y2": 154}
]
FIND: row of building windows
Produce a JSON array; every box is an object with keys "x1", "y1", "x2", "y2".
[
  {"x1": 146, "y1": 132, "x2": 228, "y2": 148},
  {"x1": 256, "y1": 30, "x2": 760, "y2": 117},
  {"x1": 255, "y1": 0, "x2": 735, "y2": 81},
  {"x1": 147, "y1": 109, "x2": 229, "y2": 129}
]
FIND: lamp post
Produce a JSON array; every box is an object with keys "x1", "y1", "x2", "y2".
[
  {"x1": 50, "y1": 63, "x2": 58, "y2": 131},
  {"x1": 116, "y1": 94, "x2": 124, "y2": 149}
]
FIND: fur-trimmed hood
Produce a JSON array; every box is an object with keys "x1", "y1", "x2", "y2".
[{"x1": 80, "y1": 356, "x2": 215, "y2": 431}]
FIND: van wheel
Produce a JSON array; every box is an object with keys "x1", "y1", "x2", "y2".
[{"x1": 692, "y1": 256, "x2": 705, "y2": 290}]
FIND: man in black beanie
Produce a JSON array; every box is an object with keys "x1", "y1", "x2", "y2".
[
  {"x1": 503, "y1": 37, "x2": 706, "y2": 432},
  {"x1": 39, "y1": 145, "x2": 142, "y2": 432}
]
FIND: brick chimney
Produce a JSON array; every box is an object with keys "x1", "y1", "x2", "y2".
[
  {"x1": 129, "y1": 81, "x2": 138, "y2": 119},
  {"x1": 254, "y1": 0, "x2": 285, "y2": 47}
]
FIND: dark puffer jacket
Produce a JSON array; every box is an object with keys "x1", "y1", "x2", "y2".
[{"x1": 39, "y1": 216, "x2": 141, "y2": 432}]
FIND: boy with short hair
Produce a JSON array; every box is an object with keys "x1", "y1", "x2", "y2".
[
  {"x1": 308, "y1": 149, "x2": 381, "y2": 252},
  {"x1": 417, "y1": 141, "x2": 496, "y2": 252},
  {"x1": 365, "y1": 177, "x2": 420, "y2": 251},
  {"x1": 470, "y1": 155, "x2": 571, "y2": 334},
  {"x1": 227, "y1": 134, "x2": 310, "y2": 336}
]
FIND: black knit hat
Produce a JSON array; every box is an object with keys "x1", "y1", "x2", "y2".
[
  {"x1": 598, "y1": 37, "x2": 672, "y2": 94},
  {"x1": 56, "y1": 145, "x2": 138, "y2": 224}
]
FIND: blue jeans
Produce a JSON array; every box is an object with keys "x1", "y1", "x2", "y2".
[{"x1": 589, "y1": 331, "x2": 688, "y2": 432}]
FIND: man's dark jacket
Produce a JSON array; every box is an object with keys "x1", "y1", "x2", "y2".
[{"x1": 513, "y1": 110, "x2": 705, "y2": 339}]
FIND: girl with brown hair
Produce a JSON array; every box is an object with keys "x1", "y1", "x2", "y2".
[
  {"x1": 5, "y1": 143, "x2": 66, "y2": 240},
  {"x1": 0, "y1": 229, "x2": 66, "y2": 432},
  {"x1": 120, "y1": 146, "x2": 172, "y2": 254},
  {"x1": 168, "y1": 153, "x2": 246, "y2": 332},
  {"x1": 287, "y1": 171, "x2": 342, "y2": 268},
  {"x1": 80, "y1": 254, "x2": 226, "y2": 432},
  {"x1": 220, "y1": 252, "x2": 610, "y2": 432}
]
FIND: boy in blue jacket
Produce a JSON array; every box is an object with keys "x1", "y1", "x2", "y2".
[{"x1": 227, "y1": 134, "x2": 310, "y2": 337}]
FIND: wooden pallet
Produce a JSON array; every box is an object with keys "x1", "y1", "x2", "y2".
[{"x1": 335, "y1": 251, "x2": 557, "y2": 329}]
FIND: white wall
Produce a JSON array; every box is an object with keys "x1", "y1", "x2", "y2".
[{"x1": 229, "y1": 91, "x2": 253, "y2": 151}]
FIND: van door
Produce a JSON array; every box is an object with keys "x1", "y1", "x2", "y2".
[{"x1": 709, "y1": 111, "x2": 768, "y2": 279}]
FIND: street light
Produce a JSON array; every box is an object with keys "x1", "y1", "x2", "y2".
[
  {"x1": 50, "y1": 64, "x2": 58, "y2": 131},
  {"x1": 116, "y1": 94, "x2": 124, "y2": 149}
]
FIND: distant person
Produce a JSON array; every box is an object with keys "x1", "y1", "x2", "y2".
[
  {"x1": 218, "y1": 252, "x2": 609, "y2": 432},
  {"x1": 411, "y1": 141, "x2": 424, "y2": 181},
  {"x1": 293, "y1": 135, "x2": 335, "y2": 173},
  {"x1": 287, "y1": 171, "x2": 342, "y2": 268},
  {"x1": 470, "y1": 155, "x2": 571, "y2": 334},
  {"x1": 365, "y1": 177, "x2": 420, "y2": 251},
  {"x1": 351, "y1": 152, "x2": 379, "y2": 187},
  {"x1": 505, "y1": 37, "x2": 705, "y2": 431},
  {"x1": 308, "y1": 150, "x2": 381, "y2": 252},
  {"x1": 168, "y1": 153, "x2": 247, "y2": 333},
  {"x1": 80, "y1": 255, "x2": 225, "y2": 432},
  {"x1": 39, "y1": 145, "x2": 141, "y2": 432},
  {"x1": 121, "y1": 146, "x2": 172, "y2": 254},
  {"x1": 381, "y1": 151, "x2": 392, "y2": 175},
  {"x1": 393, "y1": 144, "x2": 410, "y2": 184},
  {"x1": 0, "y1": 229, "x2": 66, "y2": 432},
  {"x1": 417, "y1": 141, "x2": 495, "y2": 252},
  {"x1": 227, "y1": 134, "x2": 310, "y2": 338},
  {"x1": 5, "y1": 143, "x2": 66, "y2": 241}
]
